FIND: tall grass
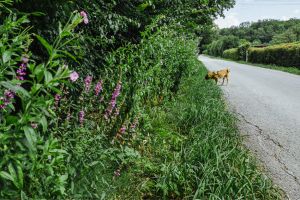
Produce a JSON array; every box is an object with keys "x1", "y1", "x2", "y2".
[
  {"x1": 73, "y1": 59, "x2": 282, "y2": 199},
  {"x1": 137, "y1": 61, "x2": 282, "y2": 199}
]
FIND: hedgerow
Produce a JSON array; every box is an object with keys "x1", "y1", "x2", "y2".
[
  {"x1": 248, "y1": 42, "x2": 300, "y2": 68},
  {"x1": 223, "y1": 48, "x2": 239, "y2": 60}
]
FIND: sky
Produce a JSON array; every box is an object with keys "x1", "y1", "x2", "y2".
[{"x1": 215, "y1": 0, "x2": 300, "y2": 28}]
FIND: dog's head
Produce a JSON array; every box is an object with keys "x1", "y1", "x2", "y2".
[{"x1": 205, "y1": 71, "x2": 217, "y2": 80}]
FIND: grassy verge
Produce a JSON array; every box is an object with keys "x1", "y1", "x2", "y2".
[
  {"x1": 73, "y1": 59, "x2": 282, "y2": 199},
  {"x1": 137, "y1": 62, "x2": 282, "y2": 199},
  {"x1": 204, "y1": 54, "x2": 300, "y2": 75}
]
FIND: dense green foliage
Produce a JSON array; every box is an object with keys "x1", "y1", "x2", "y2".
[
  {"x1": 223, "y1": 48, "x2": 239, "y2": 60},
  {"x1": 206, "y1": 35, "x2": 239, "y2": 57},
  {"x1": 248, "y1": 42, "x2": 300, "y2": 68},
  {"x1": 219, "y1": 19, "x2": 300, "y2": 44},
  {"x1": 12, "y1": 0, "x2": 235, "y2": 76},
  {"x1": 2, "y1": 0, "x2": 263, "y2": 199}
]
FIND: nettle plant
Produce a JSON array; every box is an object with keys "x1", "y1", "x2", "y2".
[{"x1": 0, "y1": 9, "x2": 87, "y2": 199}]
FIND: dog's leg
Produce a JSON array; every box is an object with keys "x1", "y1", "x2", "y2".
[{"x1": 222, "y1": 77, "x2": 225, "y2": 85}]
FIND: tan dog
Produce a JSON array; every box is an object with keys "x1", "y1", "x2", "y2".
[
  {"x1": 216, "y1": 68, "x2": 230, "y2": 85},
  {"x1": 205, "y1": 68, "x2": 230, "y2": 85},
  {"x1": 205, "y1": 71, "x2": 218, "y2": 83}
]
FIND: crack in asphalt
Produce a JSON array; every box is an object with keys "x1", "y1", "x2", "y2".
[
  {"x1": 236, "y1": 111, "x2": 300, "y2": 189},
  {"x1": 236, "y1": 112, "x2": 284, "y2": 149},
  {"x1": 274, "y1": 154, "x2": 300, "y2": 187}
]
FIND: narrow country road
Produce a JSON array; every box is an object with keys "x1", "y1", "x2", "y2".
[{"x1": 198, "y1": 55, "x2": 300, "y2": 199}]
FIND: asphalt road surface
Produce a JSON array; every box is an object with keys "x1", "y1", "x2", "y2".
[{"x1": 198, "y1": 55, "x2": 300, "y2": 200}]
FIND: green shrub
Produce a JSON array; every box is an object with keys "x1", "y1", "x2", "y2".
[
  {"x1": 206, "y1": 35, "x2": 239, "y2": 57},
  {"x1": 223, "y1": 48, "x2": 239, "y2": 60},
  {"x1": 0, "y1": 9, "x2": 87, "y2": 199},
  {"x1": 248, "y1": 42, "x2": 300, "y2": 68}
]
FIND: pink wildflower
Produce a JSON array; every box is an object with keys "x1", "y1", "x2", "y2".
[
  {"x1": 120, "y1": 125, "x2": 126, "y2": 134},
  {"x1": 54, "y1": 94, "x2": 61, "y2": 108},
  {"x1": 80, "y1": 11, "x2": 89, "y2": 24},
  {"x1": 104, "y1": 82, "x2": 122, "y2": 119},
  {"x1": 66, "y1": 112, "x2": 71, "y2": 121},
  {"x1": 16, "y1": 63, "x2": 27, "y2": 80},
  {"x1": 114, "y1": 169, "x2": 121, "y2": 177},
  {"x1": 70, "y1": 71, "x2": 79, "y2": 82},
  {"x1": 130, "y1": 118, "x2": 139, "y2": 130},
  {"x1": 0, "y1": 90, "x2": 15, "y2": 110},
  {"x1": 79, "y1": 110, "x2": 85, "y2": 125},
  {"x1": 84, "y1": 76, "x2": 93, "y2": 92},
  {"x1": 31, "y1": 122, "x2": 38, "y2": 129},
  {"x1": 94, "y1": 80, "x2": 103, "y2": 96},
  {"x1": 21, "y1": 56, "x2": 29, "y2": 64}
]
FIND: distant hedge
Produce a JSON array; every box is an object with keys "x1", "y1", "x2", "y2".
[
  {"x1": 223, "y1": 48, "x2": 239, "y2": 60},
  {"x1": 248, "y1": 42, "x2": 300, "y2": 68}
]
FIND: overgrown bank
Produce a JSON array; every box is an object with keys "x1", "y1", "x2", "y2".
[
  {"x1": 70, "y1": 58, "x2": 283, "y2": 199},
  {"x1": 0, "y1": 0, "x2": 282, "y2": 199}
]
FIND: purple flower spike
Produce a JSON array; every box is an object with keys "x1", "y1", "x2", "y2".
[
  {"x1": 104, "y1": 82, "x2": 122, "y2": 119},
  {"x1": 54, "y1": 94, "x2": 61, "y2": 108},
  {"x1": 16, "y1": 63, "x2": 27, "y2": 80},
  {"x1": 1, "y1": 90, "x2": 15, "y2": 110},
  {"x1": 120, "y1": 125, "x2": 126, "y2": 134},
  {"x1": 4, "y1": 90, "x2": 15, "y2": 99},
  {"x1": 95, "y1": 80, "x2": 103, "y2": 96},
  {"x1": 79, "y1": 110, "x2": 85, "y2": 125},
  {"x1": 84, "y1": 76, "x2": 93, "y2": 92}
]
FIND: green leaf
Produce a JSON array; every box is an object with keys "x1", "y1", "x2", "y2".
[
  {"x1": 30, "y1": 84, "x2": 42, "y2": 95},
  {"x1": 39, "y1": 116, "x2": 48, "y2": 132},
  {"x1": 57, "y1": 50, "x2": 78, "y2": 62},
  {"x1": 89, "y1": 161, "x2": 99, "y2": 167},
  {"x1": 2, "y1": 51, "x2": 12, "y2": 64},
  {"x1": 17, "y1": 164, "x2": 24, "y2": 189},
  {"x1": 21, "y1": 191, "x2": 28, "y2": 200},
  {"x1": 0, "y1": 171, "x2": 13, "y2": 181},
  {"x1": 23, "y1": 126, "x2": 37, "y2": 152},
  {"x1": 44, "y1": 70, "x2": 53, "y2": 84},
  {"x1": 33, "y1": 64, "x2": 45, "y2": 82},
  {"x1": 8, "y1": 163, "x2": 21, "y2": 189},
  {"x1": 36, "y1": 35, "x2": 53, "y2": 56}
]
